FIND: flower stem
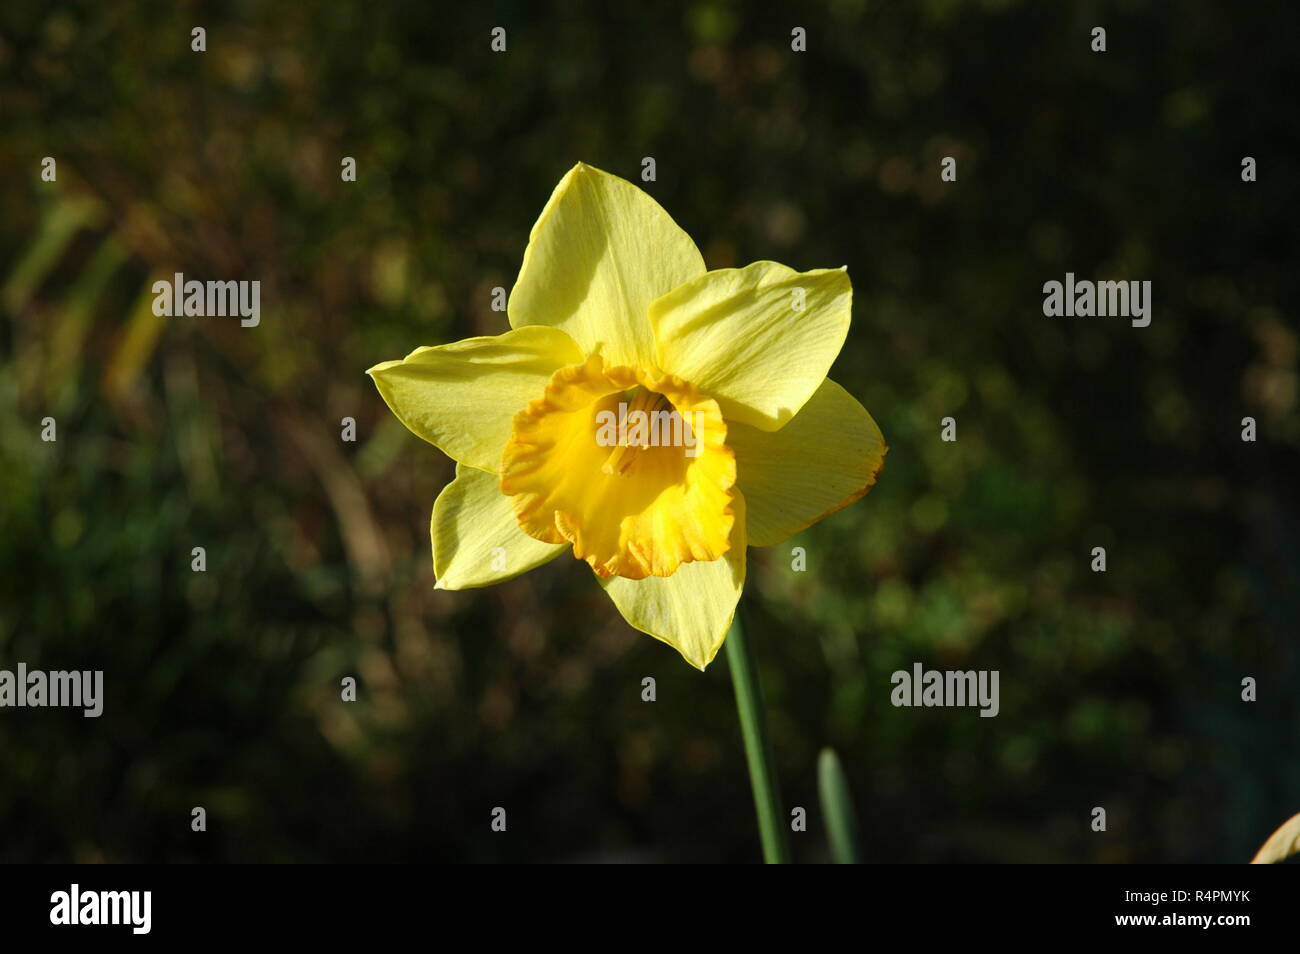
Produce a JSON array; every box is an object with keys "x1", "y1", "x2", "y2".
[{"x1": 725, "y1": 609, "x2": 790, "y2": 864}]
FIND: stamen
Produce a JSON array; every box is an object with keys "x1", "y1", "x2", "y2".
[{"x1": 601, "y1": 387, "x2": 673, "y2": 476}]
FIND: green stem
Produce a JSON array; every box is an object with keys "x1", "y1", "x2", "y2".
[{"x1": 725, "y1": 610, "x2": 790, "y2": 864}]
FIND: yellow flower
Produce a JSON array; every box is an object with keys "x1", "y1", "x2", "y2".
[{"x1": 367, "y1": 163, "x2": 886, "y2": 670}]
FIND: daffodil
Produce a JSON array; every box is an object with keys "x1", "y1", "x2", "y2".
[{"x1": 367, "y1": 163, "x2": 886, "y2": 670}]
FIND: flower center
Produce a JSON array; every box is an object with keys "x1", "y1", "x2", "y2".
[
  {"x1": 499, "y1": 354, "x2": 735, "y2": 580},
  {"x1": 600, "y1": 386, "x2": 693, "y2": 476}
]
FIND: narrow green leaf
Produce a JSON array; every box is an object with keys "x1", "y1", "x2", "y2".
[
  {"x1": 818, "y1": 747, "x2": 863, "y2": 864},
  {"x1": 3, "y1": 195, "x2": 102, "y2": 315}
]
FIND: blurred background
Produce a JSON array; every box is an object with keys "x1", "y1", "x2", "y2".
[{"x1": 1, "y1": 0, "x2": 1297, "y2": 863}]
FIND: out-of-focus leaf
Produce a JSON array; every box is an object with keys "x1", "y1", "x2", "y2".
[
  {"x1": 2, "y1": 195, "x2": 102, "y2": 315},
  {"x1": 103, "y1": 276, "x2": 169, "y2": 403},
  {"x1": 818, "y1": 748, "x2": 863, "y2": 864},
  {"x1": 49, "y1": 234, "x2": 127, "y2": 407}
]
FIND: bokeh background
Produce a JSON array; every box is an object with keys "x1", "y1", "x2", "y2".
[{"x1": 1, "y1": 0, "x2": 1297, "y2": 863}]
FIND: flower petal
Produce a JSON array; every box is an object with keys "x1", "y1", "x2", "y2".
[
  {"x1": 367, "y1": 325, "x2": 584, "y2": 473},
  {"x1": 599, "y1": 491, "x2": 748, "y2": 671},
  {"x1": 729, "y1": 379, "x2": 886, "y2": 546},
  {"x1": 433, "y1": 463, "x2": 570, "y2": 589},
  {"x1": 508, "y1": 163, "x2": 705, "y2": 368},
  {"x1": 649, "y1": 261, "x2": 852, "y2": 431}
]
